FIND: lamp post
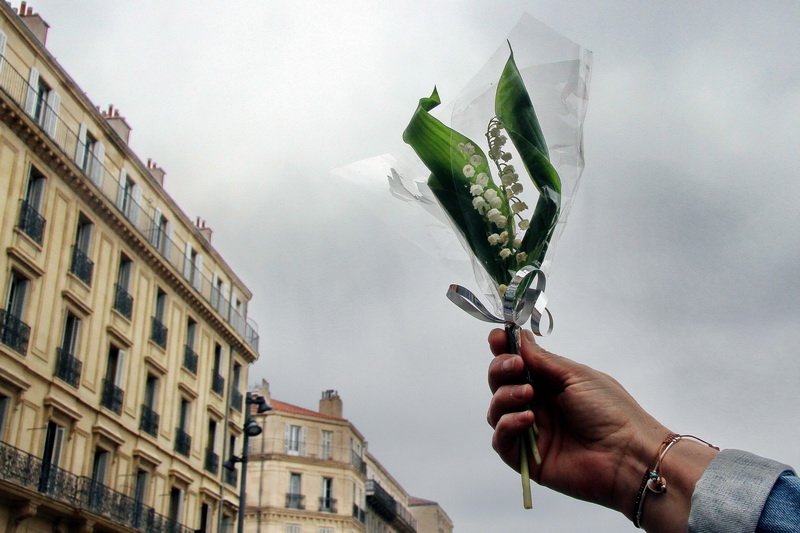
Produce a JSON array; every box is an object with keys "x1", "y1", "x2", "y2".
[{"x1": 224, "y1": 393, "x2": 271, "y2": 533}]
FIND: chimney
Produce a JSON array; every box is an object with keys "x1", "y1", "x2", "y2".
[
  {"x1": 319, "y1": 390, "x2": 343, "y2": 418},
  {"x1": 146, "y1": 159, "x2": 166, "y2": 187},
  {"x1": 194, "y1": 217, "x2": 213, "y2": 243},
  {"x1": 102, "y1": 104, "x2": 132, "y2": 144},
  {"x1": 18, "y1": 3, "x2": 50, "y2": 45}
]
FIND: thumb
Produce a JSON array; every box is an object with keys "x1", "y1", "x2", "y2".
[{"x1": 519, "y1": 329, "x2": 583, "y2": 386}]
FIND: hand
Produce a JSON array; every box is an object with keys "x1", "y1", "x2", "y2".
[{"x1": 487, "y1": 328, "x2": 670, "y2": 515}]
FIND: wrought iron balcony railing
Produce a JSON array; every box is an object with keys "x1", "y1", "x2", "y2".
[
  {"x1": 174, "y1": 428, "x2": 191, "y2": 457},
  {"x1": 230, "y1": 387, "x2": 243, "y2": 412},
  {"x1": 140, "y1": 404, "x2": 160, "y2": 437},
  {"x1": 0, "y1": 309, "x2": 30, "y2": 355},
  {"x1": 351, "y1": 451, "x2": 367, "y2": 475},
  {"x1": 223, "y1": 466, "x2": 237, "y2": 487},
  {"x1": 211, "y1": 373, "x2": 225, "y2": 395},
  {"x1": 113, "y1": 283, "x2": 134, "y2": 319},
  {"x1": 55, "y1": 348, "x2": 82, "y2": 388},
  {"x1": 100, "y1": 378, "x2": 124, "y2": 415},
  {"x1": 366, "y1": 480, "x2": 417, "y2": 533},
  {"x1": 319, "y1": 497, "x2": 337, "y2": 513},
  {"x1": 17, "y1": 199, "x2": 45, "y2": 244},
  {"x1": 0, "y1": 440, "x2": 194, "y2": 533},
  {"x1": 204, "y1": 448, "x2": 219, "y2": 475},
  {"x1": 70, "y1": 245, "x2": 94, "y2": 286},
  {"x1": 150, "y1": 316, "x2": 168, "y2": 349},
  {"x1": 0, "y1": 55, "x2": 259, "y2": 352},
  {"x1": 183, "y1": 345, "x2": 198, "y2": 374},
  {"x1": 285, "y1": 493, "x2": 305, "y2": 510}
]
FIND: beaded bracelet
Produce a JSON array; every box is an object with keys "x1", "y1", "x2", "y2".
[{"x1": 632, "y1": 434, "x2": 719, "y2": 528}]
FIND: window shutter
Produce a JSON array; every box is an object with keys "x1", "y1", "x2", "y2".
[
  {"x1": 116, "y1": 169, "x2": 127, "y2": 209},
  {"x1": 283, "y1": 424, "x2": 290, "y2": 454},
  {"x1": 24, "y1": 67, "x2": 39, "y2": 116},
  {"x1": 115, "y1": 349, "x2": 125, "y2": 385},
  {"x1": 44, "y1": 90, "x2": 60, "y2": 138},
  {"x1": 183, "y1": 242, "x2": 193, "y2": 279},
  {"x1": 131, "y1": 184, "x2": 142, "y2": 225},
  {"x1": 90, "y1": 142, "x2": 105, "y2": 185},
  {"x1": 193, "y1": 254, "x2": 203, "y2": 291},
  {"x1": 211, "y1": 272, "x2": 219, "y2": 309},
  {"x1": 0, "y1": 30, "x2": 7, "y2": 71},
  {"x1": 75, "y1": 123, "x2": 88, "y2": 165},
  {"x1": 151, "y1": 207, "x2": 162, "y2": 244},
  {"x1": 164, "y1": 222, "x2": 174, "y2": 262},
  {"x1": 299, "y1": 427, "x2": 307, "y2": 456}
]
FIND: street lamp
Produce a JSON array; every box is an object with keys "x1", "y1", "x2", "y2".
[{"x1": 224, "y1": 393, "x2": 271, "y2": 533}]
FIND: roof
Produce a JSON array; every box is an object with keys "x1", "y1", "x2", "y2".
[
  {"x1": 408, "y1": 496, "x2": 439, "y2": 507},
  {"x1": 267, "y1": 399, "x2": 345, "y2": 421}
]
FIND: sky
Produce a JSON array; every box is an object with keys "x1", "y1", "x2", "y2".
[{"x1": 28, "y1": 1, "x2": 800, "y2": 531}]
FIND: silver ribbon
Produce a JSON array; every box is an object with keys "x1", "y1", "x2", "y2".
[{"x1": 446, "y1": 266, "x2": 553, "y2": 335}]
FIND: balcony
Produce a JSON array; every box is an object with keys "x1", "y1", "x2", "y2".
[
  {"x1": 223, "y1": 466, "x2": 237, "y2": 487},
  {"x1": 100, "y1": 379, "x2": 124, "y2": 415},
  {"x1": 0, "y1": 309, "x2": 30, "y2": 355},
  {"x1": 183, "y1": 345, "x2": 198, "y2": 374},
  {"x1": 150, "y1": 316, "x2": 168, "y2": 349},
  {"x1": 366, "y1": 480, "x2": 417, "y2": 533},
  {"x1": 70, "y1": 245, "x2": 94, "y2": 286},
  {"x1": 140, "y1": 404, "x2": 160, "y2": 437},
  {"x1": 0, "y1": 440, "x2": 194, "y2": 533},
  {"x1": 285, "y1": 493, "x2": 305, "y2": 510},
  {"x1": 113, "y1": 284, "x2": 134, "y2": 319},
  {"x1": 17, "y1": 199, "x2": 45, "y2": 244},
  {"x1": 351, "y1": 451, "x2": 367, "y2": 475},
  {"x1": 55, "y1": 348, "x2": 82, "y2": 388},
  {"x1": 204, "y1": 448, "x2": 219, "y2": 475},
  {"x1": 319, "y1": 497, "x2": 337, "y2": 513},
  {"x1": 230, "y1": 387, "x2": 243, "y2": 412},
  {"x1": 174, "y1": 428, "x2": 191, "y2": 457},
  {"x1": 211, "y1": 373, "x2": 225, "y2": 396},
  {"x1": 0, "y1": 51, "x2": 260, "y2": 352}
]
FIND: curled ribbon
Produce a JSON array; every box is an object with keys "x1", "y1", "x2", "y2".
[{"x1": 445, "y1": 266, "x2": 553, "y2": 336}]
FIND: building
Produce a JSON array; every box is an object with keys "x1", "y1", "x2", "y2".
[
  {"x1": 408, "y1": 498, "x2": 452, "y2": 533},
  {"x1": 244, "y1": 383, "x2": 451, "y2": 533},
  {"x1": 0, "y1": 3, "x2": 259, "y2": 533}
]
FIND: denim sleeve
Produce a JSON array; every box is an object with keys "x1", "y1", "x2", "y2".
[
  {"x1": 757, "y1": 473, "x2": 800, "y2": 532},
  {"x1": 688, "y1": 449, "x2": 794, "y2": 533}
]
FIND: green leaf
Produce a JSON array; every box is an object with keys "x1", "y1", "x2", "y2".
[{"x1": 403, "y1": 88, "x2": 514, "y2": 286}]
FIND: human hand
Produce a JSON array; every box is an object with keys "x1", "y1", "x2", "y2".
[{"x1": 487, "y1": 328, "x2": 670, "y2": 515}]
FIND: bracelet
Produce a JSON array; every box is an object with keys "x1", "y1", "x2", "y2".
[{"x1": 632, "y1": 434, "x2": 719, "y2": 528}]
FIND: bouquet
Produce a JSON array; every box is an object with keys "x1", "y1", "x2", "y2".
[{"x1": 399, "y1": 22, "x2": 592, "y2": 509}]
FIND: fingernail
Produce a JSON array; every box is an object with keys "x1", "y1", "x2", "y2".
[
  {"x1": 501, "y1": 358, "x2": 515, "y2": 372},
  {"x1": 523, "y1": 329, "x2": 534, "y2": 343}
]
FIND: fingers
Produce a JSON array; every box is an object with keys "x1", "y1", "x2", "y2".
[
  {"x1": 488, "y1": 328, "x2": 508, "y2": 357},
  {"x1": 486, "y1": 383, "x2": 533, "y2": 427},
  {"x1": 488, "y1": 353, "x2": 524, "y2": 393},
  {"x1": 491, "y1": 410, "x2": 534, "y2": 472}
]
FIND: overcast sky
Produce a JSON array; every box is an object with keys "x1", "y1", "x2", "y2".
[{"x1": 30, "y1": 1, "x2": 800, "y2": 531}]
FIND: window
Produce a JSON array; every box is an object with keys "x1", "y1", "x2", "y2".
[
  {"x1": 220, "y1": 514, "x2": 233, "y2": 533},
  {"x1": 204, "y1": 419, "x2": 218, "y2": 474},
  {"x1": 183, "y1": 243, "x2": 203, "y2": 291},
  {"x1": 150, "y1": 210, "x2": 171, "y2": 258},
  {"x1": 151, "y1": 288, "x2": 168, "y2": 348},
  {"x1": 319, "y1": 528, "x2": 333, "y2": 533},
  {"x1": 224, "y1": 433, "x2": 238, "y2": 487},
  {"x1": 168, "y1": 487, "x2": 184, "y2": 525},
  {"x1": 284, "y1": 425, "x2": 306, "y2": 456},
  {"x1": 199, "y1": 503, "x2": 211, "y2": 533},
  {"x1": 321, "y1": 430, "x2": 333, "y2": 460},
  {"x1": 132, "y1": 468, "x2": 149, "y2": 528},
  {"x1": 55, "y1": 312, "x2": 82, "y2": 387},
  {"x1": 175, "y1": 398, "x2": 191, "y2": 456},
  {"x1": 211, "y1": 274, "x2": 226, "y2": 314},
  {"x1": 287, "y1": 473, "x2": 303, "y2": 509},
  {"x1": 39, "y1": 421, "x2": 65, "y2": 493},
  {"x1": 75, "y1": 124, "x2": 105, "y2": 185},
  {"x1": 24, "y1": 67, "x2": 60, "y2": 138},
  {"x1": 2, "y1": 270, "x2": 31, "y2": 354},
  {"x1": 230, "y1": 362, "x2": 242, "y2": 412},
  {"x1": 320, "y1": 478, "x2": 335, "y2": 512},
  {"x1": 113, "y1": 254, "x2": 134, "y2": 319},
  {"x1": 211, "y1": 344, "x2": 224, "y2": 394},
  {"x1": 0, "y1": 394, "x2": 9, "y2": 440},
  {"x1": 183, "y1": 319, "x2": 198, "y2": 373},
  {"x1": 70, "y1": 214, "x2": 94, "y2": 285},
  {"x1": 140, "y1": 374, "x2": 160, "y2": 436},
  {"x1": 18, "y1": 166, "x2": 46, "y2": 244},
  {"x1": 116, "y1": 170, "x2": 141, "y2": 224},
  {"x1": 286, "y1": 526, "x2": 301, "y2": 533},
  {"x1": 100, "y1": 344, "x2": 125, "y2": 415}
]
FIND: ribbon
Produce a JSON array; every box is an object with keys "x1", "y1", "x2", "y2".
[{"x1": 445, "y1": 266, "x2": 553, "y2": 335}]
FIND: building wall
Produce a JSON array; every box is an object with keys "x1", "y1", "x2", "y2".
[{"x1": 0, "y1": 4, "x2": 259, "y2": 533}]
